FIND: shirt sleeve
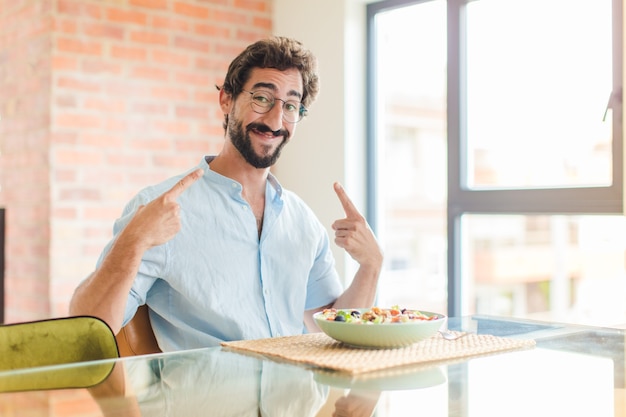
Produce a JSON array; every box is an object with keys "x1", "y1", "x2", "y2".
[
  {"x1": 95, "y1": 189, "x2": 164, "y2": 326},
  {"x1": 304, "y1": 224, "x2": 343, "y2": 311}
]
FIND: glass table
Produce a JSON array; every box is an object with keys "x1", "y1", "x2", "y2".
[{"x1": 0, "y1": 315, "x2": 623, "y2": 417}]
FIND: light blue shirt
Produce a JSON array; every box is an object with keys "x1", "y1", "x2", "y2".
[{"x1": 97, "y1": 156, "x2": 343, "y2": 351}]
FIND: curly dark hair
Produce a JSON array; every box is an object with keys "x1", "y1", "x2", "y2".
[{"x1": 216, "y1": 36, "x2": 320, "y2": 131}]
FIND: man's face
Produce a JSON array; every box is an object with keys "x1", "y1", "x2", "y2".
[{"x1": 226, "y1": 67, "x2": 303, "y2": 169}]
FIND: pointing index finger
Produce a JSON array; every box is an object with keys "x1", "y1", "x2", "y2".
[
  {"x1": 164, "y1": 168, "x2": 203, "y2": 201},
  {"x1": 333, "y1": 182, "x2": 360, "y2": 218}
]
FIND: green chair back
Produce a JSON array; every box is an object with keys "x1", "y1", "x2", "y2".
[{"x1": 0, "y1": 316, "x2": 119, "y2": 392}]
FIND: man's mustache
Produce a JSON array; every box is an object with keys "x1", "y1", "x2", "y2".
[{"x1": 247, "y1": 123, "x2": 289, "y2": 138}]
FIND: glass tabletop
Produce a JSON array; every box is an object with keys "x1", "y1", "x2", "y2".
[{"x1": 0, "y1": 315, "x2": 623, "y2": 417}]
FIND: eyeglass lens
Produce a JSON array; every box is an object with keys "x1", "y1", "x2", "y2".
[{"x1": 246, "y1": 90, "x2": 306, "y2": 123}]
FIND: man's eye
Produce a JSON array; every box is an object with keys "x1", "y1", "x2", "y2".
[
  {"x1": 253, "y1": 94, "x2": 272, "y2": 104},
  {"x1": 285, "y1": 102, "x2": 299, "y2": 113}
]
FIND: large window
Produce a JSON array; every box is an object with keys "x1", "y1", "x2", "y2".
[{"x1": 368, "y1": 0, "x2": 625, "y2": 324}]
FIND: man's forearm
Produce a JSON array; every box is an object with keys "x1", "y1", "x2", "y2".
[
  {"x1": 69, "y1": 230, "x2": 147, "y2": 334},
  {"x1": 332, "y1": 263, "x2": 381, "y2": 309}
]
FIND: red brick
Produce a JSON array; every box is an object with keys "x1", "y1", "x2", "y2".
[
  {"x1": 195, "y1": 56, "x2": 230, "y2": 71},
  {"x1": 130, "y1": 0, "x2": 169, "y2": 10},
  {"x1": 151, "y1": 15, "x2": 190, "y2": 32},
  {"x1": 194, "y1": 90, "x2": 215, "y2": 103},
  {"x1": 84, "y1": 97, "x2": 127, "y2": 113},
  {"x1": 198, "y1": 122, "x2": 226, "y2": 137},
  {"x1": 54, "y1": 169, "x2": 77, "y2": 182},
  {"x1": 55, "y1": 113, "x2": 102, "y2": 129},
  {"x1": 176, "y1": 138, "x2": 212, "y2": 152},
  {"x1": 151, "y1": 49, "x2": 190, "y2": 66},
  {"x1": 101, "y1": 118, "x2": 130, "y2": 132},
  {"x1": 83, "y1": 22, "x2": 126, "y2": 40},
  {"x1": 175, "y1": 71, "x2": 212, "y2": 86},
  {"x1": 153, "y1": 154, "x2": 197, "y2": 169},
  {"x1": 54, "y1": 113, "x2": 102, "y2": 129},
  {"x1": 236, "y1": 29, "x2": 267, "y2": 43},
  {"x1": 234, "y1": 0, "x2": 269, "y2": 13},
  {"x1": 174, "y1": 2, "x2": 210, "y2": 19},
  {"x1": 57, "y1": 0, "x2": 102, "y2": 20},
  {"x1": 150, "y1": 85, "x2": 190, "y2": 101},
  {"x1": 59, "y1": 188, "x2": 101, "y2": 201},
  {"x1": 51, "y1": 55, "x2": 79, "y2": 71},
  {"x1": 106, "y1": 153, "x2": 149, "y2": 166},
  {"x1": 173, "y1": 35, "x2": 210, "y2": 53},
  {"x1": 194, "y1": 23, "x2": 230, "y2": 37},
  {"x1": 56, "y1": 76, "x2": 101, "y2": 92},
  {"x1": 101, "y1": 80, "x2": 150, "y2": 96},
  {"x1": 106, "y1": 8, "x2": 148, "y2": 26},
  {"x1": 83, "y1": 224, "x2": 116, "y2": 238},
  {"x1": 55, "y1": 94, "x2": 77, "y2": 108},
  {"x1": 53, "y1": 17, "x2": 78, "y2": 34},
  {"x1": 130, "y1": 65, "x2": 170, "y2": 81},
  {"x1": 130, "y1": 30, "x2": 170, "y2": 45},
  {"x1": 154, "y1": 120, "x2": 190, "y2": 135},
  {"x1": 79, "y1": 133, "x2": 124, "y2": 148},
  {"x1": 176, "y1": 105, "x2": 209, "y2": 119},
  {"x1": 197, "y1": 0, "x2": 229, "y2": 4},
  {"x1": 81, "y1": 59, "x2": 124, "y2": 75},
  {"x1": 50, "y1": 131, "x2": 78, "y2": 145},
  {"x1": 131, "y1": 137, "x2": 174, "y2": 152},
  {"x1": 55, "y1": 149, "x2": 103, "y2": 165},
  {"x1": 83, "y1": 166, "x2": 126, "y2": 181},
  {"x1": 52, "y1": 207, "x2": 78, "y2": 219},
  {"x1": 56, "y1": 37, "x2": 103, "y2": 56},
  {"x1": 214, "y1": 41, "x2": 248, "y2": 59},
  {"x1": 252, "y1": 16, "x2": 272, "y2": 31},
  {"x1": 110, "y1": 44, "x2": 148, "y2": 60},
  {"x1": 133, "y1": 102, "x2": 169, "y2": 115},
  {"x1": 214, "y1": 9, "x2": 248, "y2": 25}
]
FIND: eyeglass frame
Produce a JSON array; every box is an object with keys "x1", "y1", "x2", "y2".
[{"x1": 241, "y1": 89, "x2": 308, "y2": 123}]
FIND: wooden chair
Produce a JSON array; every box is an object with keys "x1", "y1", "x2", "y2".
[{"x1": 115, "y1": 305, "x2": 161, "y2": 357}]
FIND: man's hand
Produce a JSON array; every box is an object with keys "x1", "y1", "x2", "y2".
[
  {"x1": 332, "y1": 390, "x2": 380, "y2": 417},
  {"x1": 332, "y1": 182, "x2": 383, "y2": 268},
  {"x1": 70, "y1": 169, "x2": 204, "y2": 332},
  {"x1": 123, "y1": 168, "x2": 204, "y2": 250}
]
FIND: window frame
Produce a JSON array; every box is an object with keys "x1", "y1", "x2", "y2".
[{"x1": 367, "y1": 0, "x2": 624, "y2": 317}]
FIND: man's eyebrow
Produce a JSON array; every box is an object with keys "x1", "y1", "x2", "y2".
[{"x1": 250, "y1": 82, "x2": 302, "y2": 100}]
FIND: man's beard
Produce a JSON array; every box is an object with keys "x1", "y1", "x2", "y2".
[{"x1": 228, "y1": 118, "x2": 290, "y2": 169}]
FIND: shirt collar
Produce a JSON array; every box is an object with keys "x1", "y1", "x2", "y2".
[{"x1": 202, "y1": 155, "x2": 283, "y2": 199}]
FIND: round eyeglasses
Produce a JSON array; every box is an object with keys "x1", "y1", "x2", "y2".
[{"x1": 243, "y1": 90, "x2": 307, "y2": 124}]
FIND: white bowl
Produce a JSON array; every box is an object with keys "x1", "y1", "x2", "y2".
[{"x1": 313, "y1": 308, "x2": 446, "y2": 349}]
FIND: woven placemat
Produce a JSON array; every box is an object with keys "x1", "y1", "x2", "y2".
[{"x1": 222, "y1": 332, "x2": 536, "y2": 374}]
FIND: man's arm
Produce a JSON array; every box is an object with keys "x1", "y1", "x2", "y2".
[
  {"x1": 304, "y1": 182, "x2": 383, "y2": 332},
  {"x1": 69, "y1": 169, "x2": 203, "y2": 334}
]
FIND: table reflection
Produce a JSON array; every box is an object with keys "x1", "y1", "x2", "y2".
[{"x1": 91, "y1": 348, "x2": 326, "y2": 416}]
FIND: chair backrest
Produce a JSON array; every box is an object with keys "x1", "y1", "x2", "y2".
[
  {"x1": 0, "y1": 316, "x2": 119, "y2": 392},
  {"x1": 115, "y1": 305, "x2": 161, "y2": 356},
  {"x1": 0, "y1": 315, "x2": 119, "y2": 370}
]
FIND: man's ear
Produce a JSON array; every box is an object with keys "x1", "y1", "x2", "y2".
[{"x1": 219, "y1": 89, "x2": 233, "y2": 114}]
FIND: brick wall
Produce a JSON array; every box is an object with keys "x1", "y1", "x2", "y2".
[
  {"x1": 0, "y1": 0, "x2": 272, "y2": 323},
  {"x1": 0, "y1": 0, "x2": 54, "y2": 322}
]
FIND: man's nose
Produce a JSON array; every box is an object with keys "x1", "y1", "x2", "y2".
[{"x1": 262, "y1": 103, "x2": 285, "y2": 132}]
